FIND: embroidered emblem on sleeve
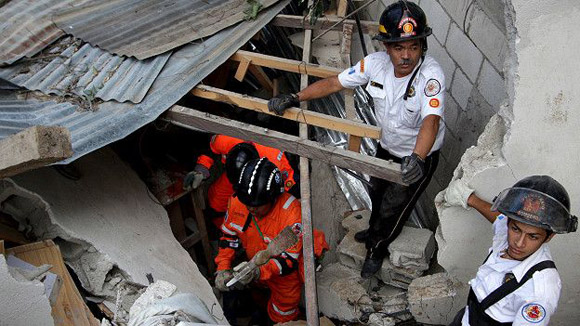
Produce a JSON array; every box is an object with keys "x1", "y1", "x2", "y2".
[
  {"x1": 424, "y1": 79, "x2": 441, "y2": 97},
  {"x1": 521, "y1": 303, "x2": 546, "y2": 322},
  {"x1": 429, "y1": 98, "x2": 440, "y2": 108}
]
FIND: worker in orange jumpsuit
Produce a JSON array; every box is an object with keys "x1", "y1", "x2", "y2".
[
  {"x1": 183, "y1": 135, "x2": 299, "y2": 229},
  {"x1": 214, "y1": 158, "x2": 304, "y2": 323}
]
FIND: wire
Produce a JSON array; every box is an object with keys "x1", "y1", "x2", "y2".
[{"x1": 312, "y1": 0, "x2": 379, "y2": 41}]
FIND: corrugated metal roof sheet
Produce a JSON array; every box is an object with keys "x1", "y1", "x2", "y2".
[
  {"x1": 0, "y1": 1, "x2": 289, "y2": 164},
  {"x1": 0, "y1": 0, "x2": 90, "y2": 65},
  {"x1": 53, "y1": 0, "x2": 279, "y2": 60},
  {"x1": 0, "y1": 37, "x2": 171, "y2": 103}
]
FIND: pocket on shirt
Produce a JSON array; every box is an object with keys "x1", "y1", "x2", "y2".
[{"x1": 398, "y1": 100, "x2": 421, "y2": 128}]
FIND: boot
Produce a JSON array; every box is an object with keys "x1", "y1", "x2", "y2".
[
  {"x1": 360, "y1": 251, "x2": 383, "y2": 279},
  {"x1": 354, "y1": 229, "x2": 370, "y2": 243}
]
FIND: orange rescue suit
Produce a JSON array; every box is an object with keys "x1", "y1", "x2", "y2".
[
  {"x1": 197, "y1": 135, "x2": 297, "y2": 227},
  {"x1": 216, "y1": 193, "x2": 302, "y2": 323}
]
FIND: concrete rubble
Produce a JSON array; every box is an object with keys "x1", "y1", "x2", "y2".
[
  {"x1": 0, "y1": 148, "x2": 224, "y2": 324},
  {"x1": 407, "y1": 273, "x2": 468, "y2": 325}
]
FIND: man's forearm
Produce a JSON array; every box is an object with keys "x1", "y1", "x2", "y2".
[
  {"x1": 296, "y1": 76, "x2": 345, "y2": 102},
  {"x1": 413, "y1": 115, "x2": 440, "y2": 159},
  {"x1": 467, "y1": 193, "x2": 499, "y2": 224}
]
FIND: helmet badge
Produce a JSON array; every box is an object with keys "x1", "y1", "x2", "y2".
[
  {"x1": 518, "y1": 194, "x2": 546, "y2": 222},
  {"x1": 398, "y1": 14, "x2": 417, "y2": 37}
]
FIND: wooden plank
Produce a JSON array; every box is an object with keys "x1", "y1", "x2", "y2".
[
  {"x1": 166, "y1": 201, "x2": 187, "y2": 242},
  {"x1": 0, "y1": 240, "x2": 4, "y2": 255},
  {"x1": 347, "y1": 134, "x2": 362, "y2": 152},
  {"x1": 0, "y1": 224, "x2": 29, "y2": 245},
  {"x1": 248, "y1": 65, "x2": 274, "y2": 93},
  {"x1": 234, "y1": 57, "x2": 252, "y2": 82},
  {"x1": 190, "y1": 188, "x2": 215, "y2": 274},
  {"x1": 337, "y1": 0, "x2": 348, "y2": 17},
  {"x1": 7, "y1": 240, "x2": 99, "y2": 326},
  {"x1": 0, "y1": 126, "x2": 73, "y2": 178},
  {"x1": 272, "y1": 14, "x2": 378, "y2": 35},
  {"x1": 230, "y1": 50, "x2": 342, "y2": 78},
  {"x1": 164, "y1": 106, "x2": 404, "y2": 184},
  {"x1": 191, "y1": 85, "x2": 381, "y2": 139}
]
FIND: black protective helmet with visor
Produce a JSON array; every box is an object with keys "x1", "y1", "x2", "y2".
[
  {"x1": 225, "y1": 142, "x2": 259, "y2": 185},
  {"x1": 234, "y1": 157, "x2": 284, "y2": 207},
  {"x1": 374, "y1": 1, "x2": 432, "y2": 45},
  {"x1": 491, "y1": 175, "x2": 578, "y2": 234}
]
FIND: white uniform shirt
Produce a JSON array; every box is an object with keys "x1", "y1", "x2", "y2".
[
  {"x1": 337, "y1": 52, "x2": 445, "y2": 158},
  {"x1": 461, "y1": 215, "x2": 561, "y2": 325}
]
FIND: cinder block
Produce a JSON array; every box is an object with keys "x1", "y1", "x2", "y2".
[
  {"x1": 446, "y1": 23, "x2": 483, "y2": 83},
  {"x1": 466, "y1": 5, "x2": 508, "y2": 71},
  {"x1": 421, "y1": 0, "x2": 451, "y2": 43},
  {"x1": 438, "y1": 0, "x2": 472, "y2": 25},
  {"x1": 477, "y1": 60, "x2": 507, "y2": 110},
  {"x1": 451, "y1": 68, "x2": 473, "y2": 109},
  {"x1": 379, "y1": 259, "x2": 424, "y2": 289},
  {"x1": 442, "y1": 93, "x2": 460, "y2": 132},
  {"x1": 317, "y1": 263, "x2": 374, "y2": 322},
  {"x1": 428, "y1": 39, "x2": 455, "y2": 89},
  {"x1": 407, "y1": 273, "x2": 469, "y2": 325},
  {"x1": 388, "y1": 227, "x2": 436, "y2": 271}
]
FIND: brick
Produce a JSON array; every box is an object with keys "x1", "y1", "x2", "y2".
[
  {"x1": 446, "y1": 23, "x2": 483, "y2": 83},
  {"x1": 407, "y1": 273, "x2": 468, "y2": 325},
  {"x1": 466, "y1": 5, "x2": 508, "y2": 71},
  {"x1": 421, "y1": 0, "x2": 451, "y2": 43},
  {"x1": 442, "y1": 93, "x2": 460, "y2": 132},
  {"x1": 428, "y1": 38, "x2": 455, "y2": 89},
  {"x1": 388, "y1": 227, "x2": 435, "y2": 271},
  {"x1": 477, "y1": 59, "x2": 507, "y2": 110},
  {"x1": 438, "y1": 0, "x2": 472, "y2": 26},
  {"x1": 450, "y1": 68, "x2": 473, "y2": 109}
]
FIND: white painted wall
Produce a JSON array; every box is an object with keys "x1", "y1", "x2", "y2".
[{"x1": 437, "y1": 1, "x2": 580, "y2": 323}]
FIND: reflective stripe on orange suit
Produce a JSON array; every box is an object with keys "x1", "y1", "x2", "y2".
[
  {"x1": 198, "y1": 135, "x2": 298, "y2": 217},
  {"x1": 215, "y1": 193, "x2": 302, "y2": 323}
]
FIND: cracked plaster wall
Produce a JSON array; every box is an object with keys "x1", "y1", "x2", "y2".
[
  {"x1": 1, "y1": 148, "x2": 224, "y2": 322},
  {"x1": 437, "y1": 0, "x2": 580, "y2": 324}
]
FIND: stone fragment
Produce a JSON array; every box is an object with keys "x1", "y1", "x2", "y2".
[
  {"x1": 367, "y1": 313, "x2": 395, "y2": 326},
  {"x1": 316, "y1": 263, "x2": 373, "y2": 322},
  {"x1": 388, "y1": 226, "x2": 436, "y2": 272},
  {"x1": 407, "y1": 272, "x2": 468, "y2": 325}
]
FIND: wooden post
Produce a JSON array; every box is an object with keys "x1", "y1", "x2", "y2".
[
  {"x1": 190, "y1": 188, "x2": 215, "y2": 274},
  {"x1": 234, "y1": 57, "x2": 252, "y2": 82}
]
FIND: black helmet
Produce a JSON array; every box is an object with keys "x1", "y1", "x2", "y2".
[
  {"x1": 491, "y1": 175, "x2": 578, "y2": 234},
  {"x1": 225, "y1": 142, "x2": 259, "y2": 185},
  {"x1": 235, "y1": 158, "x2": 284, "y2": 207},
  {"x1": 374, "y1": 1, "x2": 432, "y2": 44}
]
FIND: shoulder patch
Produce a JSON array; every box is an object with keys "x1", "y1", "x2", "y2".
[
  {"x1": 424, "y1": 79, "x2": 441, "y2": 97},
  {"x1": 521, "y1": 303, "x2": 546, "y2": 323},
  {"x1": 429, "y1": 98, "x2": 440, "y2": 108}
]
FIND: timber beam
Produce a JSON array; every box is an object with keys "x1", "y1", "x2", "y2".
[
  {"x1": 272, "y1": 14, "x2": 379, "y2": 35},
  {"x1": 164, "y1": 106, "x2": 404, "y2": 184},
  {"x1": 191, "y1": 85, "x2": 381, "y2": 139},
  {"x1": 230, "y1": 50, "x2": 342, "y2": 79}
]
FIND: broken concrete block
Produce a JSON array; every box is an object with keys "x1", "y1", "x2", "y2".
[
  {"x1": 407, "y1": 272, "x2": 468, "y2": 325},
  {"x1": 367, "y1": 313, "x2": 395, "y2": 326},
  {"x1": 129, "y1": 280, "x2": 177, "y2": 319},
  {"x1": 388, "y1": 226, "x2": 436, "y2": 272},
  {"x1": 316, "y1": 263, "x2": 374, "y2": 322}
]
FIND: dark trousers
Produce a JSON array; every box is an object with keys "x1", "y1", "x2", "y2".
[{"x1": 366, "y1": 146, "x2": 439, "y2": 259}]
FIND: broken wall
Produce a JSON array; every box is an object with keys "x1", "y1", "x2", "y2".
[
  {"x1": 1, "y1": 148, "x2": 224, "y2": 322},
  {"x1": 437, "y1": 0, "x2": 580, "y2": 324}
]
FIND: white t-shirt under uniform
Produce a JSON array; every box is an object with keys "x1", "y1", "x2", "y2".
[
  {"x1": 461, "y1": 215, "x2": 561, "y2": 325},
  {"x1": 337, "y1": 52, "x2": 445, "y2": 158}
]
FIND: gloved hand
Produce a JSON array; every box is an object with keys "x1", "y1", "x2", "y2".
[
  {"x1": 232, "y1": 261, "x2": 260, "y2": 285},
  {"x1": 444, "y1": 179, "x2": 474, "y2": 209},
  {"x1": 183, "y1": 165, "x2": 210, "y2": 190},
  {"x1": 214, "y1": 269, "x2": 234, "y2": 292},
  {"x1": 267, "y1": 93, "x2": 299, "y2": 116},
  {"x1": 401, "y1": 153, "x2": 425, "y2": 184}
]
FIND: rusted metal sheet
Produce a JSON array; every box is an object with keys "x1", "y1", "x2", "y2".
[
  {"x1": 0, "y1": 0, "x2": 90, "y2": 65},
  {"x1": 0, "y1": 1, "x2": 289, "y2": 164},
  {"x1": 0, "y1": 37, "x2": 171, "y2": 103},
  {"x1": 53, "y1": 0, "x2": 280, "y2": 60}
]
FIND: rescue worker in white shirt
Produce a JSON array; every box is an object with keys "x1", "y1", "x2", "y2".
[
  {"x1": 443, "y1": 176, "x2": 578, "y2": 325},
  {"x1": 267, "y1": 0, "x2": 445, "y2": 278}
]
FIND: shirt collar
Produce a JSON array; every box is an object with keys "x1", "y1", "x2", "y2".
[{"x1": 511, "y1": 243, "x2": 553, "y2": 282}]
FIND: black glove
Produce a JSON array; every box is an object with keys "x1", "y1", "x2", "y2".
[
  {"x1": 267, "y1": 93, "x2": 299, "y2": 116},
  {"x1": 401, "y1": 153, "x2": 425, "y2": 184}
]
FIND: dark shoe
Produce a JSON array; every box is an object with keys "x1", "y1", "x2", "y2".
[
  {"x1": 354, "y1": 229, "x2": 370, "y2": 243},
  {"x1": 361, "y1": 255, "x2": 383, "y2": 279}
]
